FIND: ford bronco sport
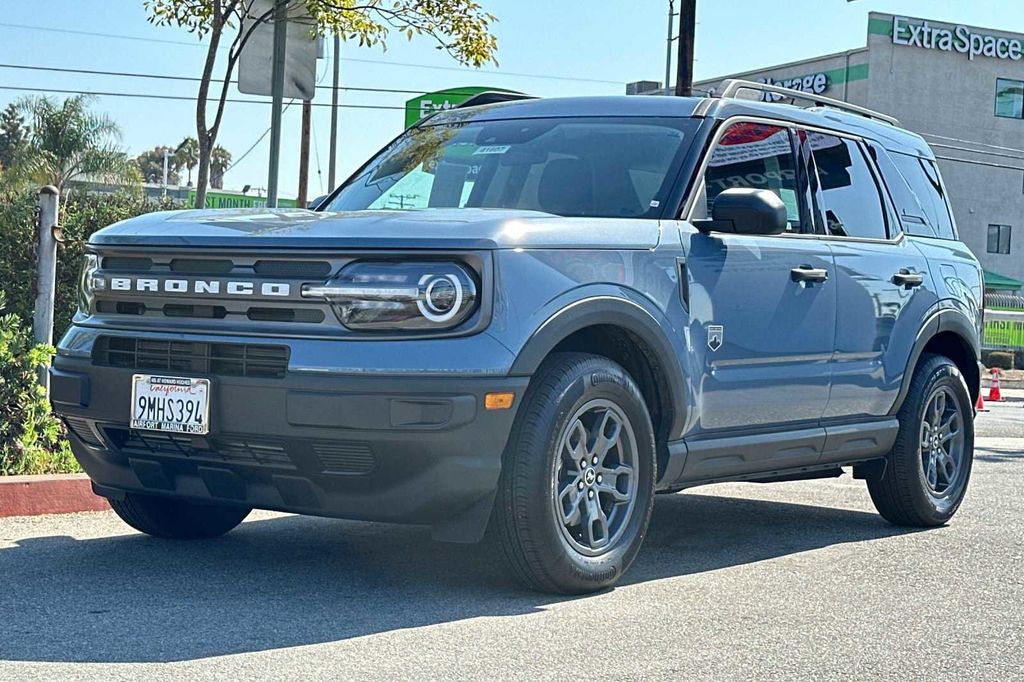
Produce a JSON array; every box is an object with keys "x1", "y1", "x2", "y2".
[{"x1": 52, "y1": 80, "x2": 983, "y2": 594}]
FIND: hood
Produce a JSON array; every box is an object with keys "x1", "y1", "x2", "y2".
[{"x1": 88, "y1": 208, "x2": 662, "y2": 250}]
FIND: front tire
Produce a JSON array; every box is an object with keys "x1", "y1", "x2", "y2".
[
  {"x1": 492, "y1": 353, "x2": 656, "y2": 594},
  {"x1": 867, "y1": 353, "x2": 974, "y2": 526},
  {"x1": 110, "y1": 492, "x2": 251, "y2": 539}
]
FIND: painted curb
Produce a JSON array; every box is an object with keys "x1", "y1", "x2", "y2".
[{"x1": 0, "y1": 474, "x2": 109, "y2": 518}]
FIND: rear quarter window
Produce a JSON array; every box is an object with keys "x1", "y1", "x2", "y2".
[{"x1": 889, "y1": 151, "x2": 957, "y2": 240}]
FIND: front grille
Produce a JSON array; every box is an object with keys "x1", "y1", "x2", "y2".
[
  {"x1": 90, "y1": 251, "x2": 341, "y2": 331},
  {"x1": 93, "y1": 337, "x2": 289, "y2": 378},
  {"x1": 105, "y1": 428, "x2": 296, "y2": 469}
]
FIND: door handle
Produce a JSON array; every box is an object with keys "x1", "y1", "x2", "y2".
[
  {"x1": 790, "y1": 265, "x2": 829, "y2": 283},
  {"x1": 892, "y1": 269, "x2": 924, "y2": 288}
]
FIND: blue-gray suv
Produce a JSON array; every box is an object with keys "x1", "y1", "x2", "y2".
[{"x1": 52, "y1": 81, "x2": 983, "y2": 594}]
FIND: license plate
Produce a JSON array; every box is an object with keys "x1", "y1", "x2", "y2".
[{"x1": 130, "y1": 374, "x2": 211, "y2": 435}]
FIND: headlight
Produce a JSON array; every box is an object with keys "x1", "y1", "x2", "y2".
[
  {"x1": 78, "y1": 253, "x2": 103, "y2": 314},
  {"x1": 302, "y1": 261, "x2": 478, "y2": 331}
]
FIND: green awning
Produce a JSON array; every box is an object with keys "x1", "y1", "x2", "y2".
[{"x1": 984, "y1": 269, "x2": 1024, "y2": 291}]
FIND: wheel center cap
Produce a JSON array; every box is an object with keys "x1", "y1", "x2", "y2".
[{"x1": 584, "y1": 468, "x2": 597, "y2": 486}]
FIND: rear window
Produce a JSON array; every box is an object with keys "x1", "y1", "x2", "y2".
[
  {"x1": 889, "y1": 153, "x2": 957, "y2": 240},
  {"x1": 326, "y1": 117, "x2": 696, "y2": 219}
]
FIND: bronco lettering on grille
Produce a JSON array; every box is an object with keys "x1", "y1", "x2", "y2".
[{"x1": 106, "y1": 278, "x2": 291, "y2": 296}]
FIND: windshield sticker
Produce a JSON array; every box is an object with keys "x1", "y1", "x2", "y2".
[{"x1": 473, "y1": 145, "x2": 511, "y2": 155}]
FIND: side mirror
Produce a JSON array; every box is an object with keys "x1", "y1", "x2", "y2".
[{"x1": 698, "y1": 188, "x2": 788, "y2": 236}]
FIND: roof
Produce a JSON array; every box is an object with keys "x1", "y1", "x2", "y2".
[
  {"x1": 426, "y1": 94, "x2": 932, "y2": 159},
  {"x1": 984, "y1": 269, "x2": 1024, "y2": 291}
]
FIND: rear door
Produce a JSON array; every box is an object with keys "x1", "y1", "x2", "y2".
[
  {"x1": 805, "y1": 131, "x2": 937, "y2": 419},
  {"x1": 681, "y1": 120, "x2": 836, "y2": 436}
]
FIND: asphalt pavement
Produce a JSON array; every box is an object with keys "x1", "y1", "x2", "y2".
[{"x1": 2, "y1": 396, "x2": 1022, "y2": 680}]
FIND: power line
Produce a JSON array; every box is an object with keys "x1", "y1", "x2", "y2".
[
  {"x1": 0, "y1": 62, "x2": 502, "y2": 98},
  {"x1": 0, "y1": 84, "x2": 405, "y2": 110},
  {"x1": 0, "y1": 21, "x2": 626, "y2": 85}
]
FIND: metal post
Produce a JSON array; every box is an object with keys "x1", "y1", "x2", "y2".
[
  {"x1": 34, "y1": 186, "x2": 60, "y2": 391},
  {"x1": 328, "y1": 33, "x2": 340, "y2": 190},
  {"x1": 665, "y1": 0, "x2": 674, "y2": 95},
  {"x1": 266, "y1": 0, "x2": 288, "y2": 208},
  {"x1": 674, "y1": 0, "x2": 696, "y2": 97}
]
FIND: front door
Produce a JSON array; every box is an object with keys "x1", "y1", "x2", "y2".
[{"x1": 681, "y1": 121, "x2": 837, "y2": 434}]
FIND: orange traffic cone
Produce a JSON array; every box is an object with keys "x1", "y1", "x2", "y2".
[
  {"x1": 987, "y1": 368, "x2": 1003, "y2": 402},
  {"x1": 976, "y1": 392, "x2": 987, "y2": 412}
]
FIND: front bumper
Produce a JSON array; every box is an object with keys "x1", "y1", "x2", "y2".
[{"x1": 51, "y1": 354, "x2": 528, "y2": 543}]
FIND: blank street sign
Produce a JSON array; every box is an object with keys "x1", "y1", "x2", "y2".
[{"x1": 238, "y1": 0, "x2": 318, "y2": 101}]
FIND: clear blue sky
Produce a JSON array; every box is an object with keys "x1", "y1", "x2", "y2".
[{"x1": 0, "y1": 0, "x2": 1019, "y2": 200}]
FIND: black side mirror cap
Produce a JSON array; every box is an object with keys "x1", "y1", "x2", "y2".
[{"x1": 696, "y1": 188, "x2": 788, "y2": 236}]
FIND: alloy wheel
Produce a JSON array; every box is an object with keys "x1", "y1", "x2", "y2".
[
  {"x1": 920, "y1": 386, "x2": 965, "y2": 496},
  {"x1": 552, "y1": 399, "x2": 639, "y2": 557}
]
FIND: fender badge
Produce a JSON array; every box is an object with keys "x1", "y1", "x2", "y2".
[{"x1": 707, "y1": 324, "x2": 724, "y2": 352}]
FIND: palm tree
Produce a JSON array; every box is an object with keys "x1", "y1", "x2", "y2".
[
  {"x1": 9, "y1": 95, "x2": 138, "y2": 193},
  {"x1": 210, "y1": 145, "x2": 232, "y2": 190},
  {"x1": 175, "y1": 137, "x2": 200, "y2": 186}
]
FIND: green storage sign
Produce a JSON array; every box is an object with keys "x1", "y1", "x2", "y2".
[
  {"x1": 404, "y1": 86, "x2": 514, "y2": 128},
  {"x1": 186, "y1": 190, "x2": 297, "y2": 209},
  {"x1": 985, "y1": 317, "x2": 1024, "y2": 349}
]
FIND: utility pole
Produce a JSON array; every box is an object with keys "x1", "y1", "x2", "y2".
[
  {"x1": 328, "y1": 33, "x2": 340, "y2": 190},
  {"x1": 266, "y1": 0, "x2": 287, "y2": 208},
  {"x1": 665, "y1": 0, "x2": 675, "y2": 95},
  {"x1": 297, "y1": 99, "x2": 311, "y2": 206},
  {"x1": 674, "y1": 0, "x2": 696, "y2": 96}
]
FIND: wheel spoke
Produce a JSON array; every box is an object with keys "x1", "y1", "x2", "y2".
[
  {"x1": 931, "y1": 392, "x2": 945, "y2": 427},
  {"x1": 926, "y1": 456, "x2": 938, "y2": 489},
  {"x1": 583, "y1": 495, "x2": 609, "y2": 549},
  {"x1": 558, "y1": 480, "x2": 584, "y2": 526},
  {"x1": 563, "y1": 419, "x2": 588, "y2": 467},
  {"x1": 591, "y1": 409, "x2": 622, "y2": 464},
  {"x1": 596, "y1": 482, "x2": 630, "y2": 504}
]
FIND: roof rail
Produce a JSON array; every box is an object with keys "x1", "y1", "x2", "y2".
[{"x1": 716, "y1": 78, "x2": 900, "y2": 126}]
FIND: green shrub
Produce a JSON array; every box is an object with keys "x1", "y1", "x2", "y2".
[
  {"x1": 0, "y1": 188, "x2": 174, "y2": 475},
  {"x1": 0, "y1": 188, "x2": 174, "y2": 342},
  {"x1": 986, "y1": 351, "x2": 1015, "y2": 371},
  {"x1": 0, "y1": 290, "x2": 77, "y2": 475}
]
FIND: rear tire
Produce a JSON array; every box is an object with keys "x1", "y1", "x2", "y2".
[
  {"x1": 492, "y1": 353, "x2": 656, "y2": 594},
  {"x1": 110, "y1": 493, "x2": 251, "y2": 539},
  {"x1": 867, "y1": 353, "x2": 974, "y2": 527}
]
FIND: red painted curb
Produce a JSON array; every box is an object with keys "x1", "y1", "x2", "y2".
[{"x1": 0, "y1": 474, "x2": 109, "y2": 518}]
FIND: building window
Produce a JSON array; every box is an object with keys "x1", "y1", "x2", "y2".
[
  {"x1": 988, "y1": 224, "x2": 1012, "y2": 254},
  {"x1": 995, "y1": 78, "x2": 1024, "y2": 118}
]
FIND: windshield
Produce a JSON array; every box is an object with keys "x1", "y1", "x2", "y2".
[{"x1": 325, "y1": 116, "x2": 695, "y2": 219}]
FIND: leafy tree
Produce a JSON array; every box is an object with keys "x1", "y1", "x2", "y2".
[
  {"x1": 210, "y1": 144, "x2": 232, "y2": 189},
  {"x1": 136, "y1": 145, "x2": 182, "y2": 184},
  {"x1": 7, "y1": 95, "x2": 139, "y2": 193},
  {"x1": 0, "y1": 103, "x2": 27, "y2": 172},
  {"x1": 144, "y1": 0, "x2": 498, "y2": 208},
  {"x1": 175, "y1": 136, "x2": 200, "y2": 185}
]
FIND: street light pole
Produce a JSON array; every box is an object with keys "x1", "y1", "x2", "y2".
[
  {"x1": 328, "y1": 33, "x2": 340, "y2": 190},
  {"x1": 266, "y1": 0, "x2": 287, "y2": 208}
]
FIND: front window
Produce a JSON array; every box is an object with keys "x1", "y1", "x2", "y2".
[{"x1": 325, "y1": 116, "x2": 695, "y2": 219}]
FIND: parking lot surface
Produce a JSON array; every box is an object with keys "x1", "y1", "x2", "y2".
[{"x1": 2, "y1": 398, "x2": 1022, "y2": 681}]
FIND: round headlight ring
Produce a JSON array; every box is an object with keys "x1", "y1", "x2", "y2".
[{"x1": 417, "y1": 273, "x2": 464, "y2": 323}]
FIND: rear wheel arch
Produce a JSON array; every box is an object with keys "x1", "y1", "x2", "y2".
[{"x1": 891, "y1": 310, "x2": 980, "y2": 415}]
